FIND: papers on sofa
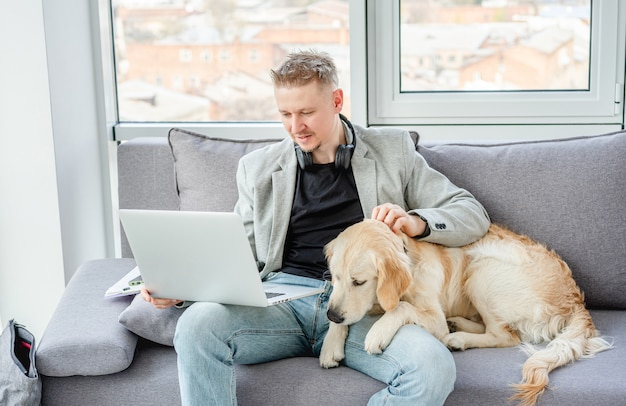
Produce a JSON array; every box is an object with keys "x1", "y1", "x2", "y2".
[{"x1": 105, "y1": 266, "x2": 143, "y2": 298}]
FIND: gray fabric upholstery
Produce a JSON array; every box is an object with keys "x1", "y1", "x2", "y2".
[
  {"x1": 117, "y1": 137, "x2": 180, "y2": 211},
  {"x1": 418, "y1": 132, "x2": 626, "y2": 309},
  {"x1": 42, "y1": 341, "x2": 182, "y2": 406},
  {"x1": 118, "y1": 294, "x2": 183, "y2": 346},
  {"x1": 118, "y1": 138, "x2": 180, "y2": 257},
  {"x1": 235, "y1": 357, "x2": 384, "y2": 405},
  {"x1": 446, "y1": 310, "x2": 625, "y2": 405},
  {"x1": 40, "y1": 130, "x2": 626, "y2": 405},
  {"x1": 40, "y1": 266, "x2": 626, "y2": 406},
  {"x1": 37, "y1": 259, "x2": 138, "y2": 376},
  {"x1": 41, "y1": 338, "x2": 386, "y2": 406},
  {"x1": 168, "y1": 127, "x2": 283, "y2": 212}
]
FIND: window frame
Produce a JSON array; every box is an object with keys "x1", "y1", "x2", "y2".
[
  {"x1": 103, "y1": 0, "x2": 625, "y2": 142},
  {"x1": 366, "y1": 0, "x2": 625, "y2": 127},
  {"x1": 108, "y1": 0, "x2": 357, "y2": 141}
]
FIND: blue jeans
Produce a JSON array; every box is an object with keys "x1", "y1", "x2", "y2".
[{"x1": 174, "y1": 272, "x2": 455, "y2": 405}]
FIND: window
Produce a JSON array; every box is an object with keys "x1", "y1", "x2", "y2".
[
  {"x1": 179, "y1": 49, "x2": 192, "y2": 63},
  {"x1": 367, "y1": 0, "x2": 624, "y2": 126},
  {"x1": 106, "y1": 0, "x2": 623, "y2": 141},
  {"x1": 200, "y1": 50, "x2": 212, "y2": 63},
  {"x1": 111, "y1": 0, "x2": 351, "y2": 125}
]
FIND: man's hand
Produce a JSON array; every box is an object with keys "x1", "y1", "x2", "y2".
[
  {"x1": 371, "y1": 203, "x2": 427, "y2": 237},
  {"x1": 141, "y1": 286, "x2": 182, "y2": 309}
]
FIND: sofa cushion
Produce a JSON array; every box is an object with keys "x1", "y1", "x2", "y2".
[
  {"x1": 418, "y1": 131, "x2": 626, "y2": 309},
  {"x1": 37, "y1": 259, "x2": 139, "y2": 376},
  {"x1": 446, "y1": 309, "x2": 625, "y2": 405},
  {"x1": 168, "y1": 128, "x2": 282, "y2": 211},
  {"x1": 118, "y1": 294, "x2": 183, "y2": 346}
]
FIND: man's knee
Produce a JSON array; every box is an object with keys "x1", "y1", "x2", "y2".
[
  {"x1": 394, "y1": 324, "x2": 456, "y2": 389},
  {"x1": 174, "y1": 302, "x2": 227, "y2": 349}
]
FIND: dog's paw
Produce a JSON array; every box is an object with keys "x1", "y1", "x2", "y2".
[
  {"x1": 442, "y1": 332, "x2": 468, "y2": 351},
  {"x1": 320, "y1": 323, "x2": 348, "y2": 368},
  {"x1": 447, "y1": 319, "x2": 458, "y2": 333},
  {"x1": 446, "y1": 316, "x2": 485, "y2": 334},
  {"x1": 364, "y1": 335, "x2": 388, "y2": 354},
  {"x1": 319, "y1": 343, "x2": 345, "y2": 368},
  {"x1": 364, "y1": 327, "x2": 394, "y2": 355}
]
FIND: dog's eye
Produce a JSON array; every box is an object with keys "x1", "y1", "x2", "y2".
[{"x1": 352, "y1": 279, "x2": 365, "y2": 287}]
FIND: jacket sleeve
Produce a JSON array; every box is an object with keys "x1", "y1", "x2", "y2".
[{"x1": 402, "y1": 133, "x2": 491, "y2": 247}]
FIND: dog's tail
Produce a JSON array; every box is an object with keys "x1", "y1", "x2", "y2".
[{"x1": 509, "y1": 305, "x2": 613, "y2": 406}]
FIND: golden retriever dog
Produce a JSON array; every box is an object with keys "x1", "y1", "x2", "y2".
[{"x1": 319, "y1": 219, "x2": 612, "y2": 406}]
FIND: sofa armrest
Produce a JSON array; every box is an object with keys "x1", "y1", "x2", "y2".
[{"x1": 37, "y1": 259, "x2": 138, "y2": 377}]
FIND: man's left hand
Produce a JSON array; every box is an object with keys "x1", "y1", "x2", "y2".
[{"x1": 371, "y1": 203, "x2": 427, "y2": 237}]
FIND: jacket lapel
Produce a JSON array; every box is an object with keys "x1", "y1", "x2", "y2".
[
  {"x1": 263, "y1": 132, "x2": 375, "y2": 273},
  {"x1": 351, "y1": 134, "x2": 377, "y2": 217},
  {"x1": 266, "y1": 146, "x2": 298, "y2": 269}
]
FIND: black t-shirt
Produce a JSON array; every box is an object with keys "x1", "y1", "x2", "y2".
[{"x1": 281, "y1": 163, "x2": 364, "y2": 280}]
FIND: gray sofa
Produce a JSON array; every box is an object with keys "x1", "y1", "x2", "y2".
[{"x1": 37, "y1": 128, "x2": 626, "y2": 405}]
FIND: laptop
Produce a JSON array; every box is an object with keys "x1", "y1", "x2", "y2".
[{"x1": 118, "y1": 209, "x2": 324, "y2": 307}]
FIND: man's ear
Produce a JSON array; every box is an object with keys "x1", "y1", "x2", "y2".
[
  {"x1": 332, "y1": 88, "x2": 344, "y2": 111},
  {"x1": 376, "y1": 255, "x2": 412, "y2": 312}
]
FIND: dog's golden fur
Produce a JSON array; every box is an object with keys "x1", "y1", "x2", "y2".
[{"x1": 320, "y1": 219, "x2": 612, "y2": 406}]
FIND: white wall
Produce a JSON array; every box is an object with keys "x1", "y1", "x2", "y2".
[
  {"x1": 42, "y1": 0, "x2": 115, "y2": 281},
  {"x1": 0, "y1": 1, "x2": 113, "y2": 341},
  {"x1": 0, "y1": 2, "x2": 65, "y2": 340}
]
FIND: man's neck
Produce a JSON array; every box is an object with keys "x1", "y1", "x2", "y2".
[{"x1": 311, "y1": 117, "x2": 346, "y2": 164}]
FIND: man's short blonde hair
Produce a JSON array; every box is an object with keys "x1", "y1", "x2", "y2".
[{"x1": 270, "y1": 50, "x2": 338, "y2": 89}]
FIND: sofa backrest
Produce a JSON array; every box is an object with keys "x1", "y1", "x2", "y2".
[
  {"x1": 418, "y1": 131, "x2": 626, "y2": 310},
  {"x1": 117, "y1": 129, "x2": 283, "y2": 257},
  {"x1": 117, "y1": 137, "x2": 179, "y2": 257},
  {"x1": 117, "y1": 129, "x2": 626, "y2": 309}
]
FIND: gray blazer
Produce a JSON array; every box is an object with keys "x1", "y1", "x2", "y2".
[{"x1": 234, "y1": 124, "x2": 490, "y2": 278}]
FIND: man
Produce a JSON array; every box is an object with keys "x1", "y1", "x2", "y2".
[{"x1": 144, "y1": 50, "x2": 490, "y2": 405}]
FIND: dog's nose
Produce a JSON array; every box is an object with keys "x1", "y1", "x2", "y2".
[{"x1": 327, "y1": 308, "x2": 344, "y2": 324}]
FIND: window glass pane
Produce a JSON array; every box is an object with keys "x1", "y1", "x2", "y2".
[
  {"x1": 112, "y1": 0, "x2": 351, "y2": 122},
  {"x1": 400, "y1": 0, "x2": 591, "y2": 93}
]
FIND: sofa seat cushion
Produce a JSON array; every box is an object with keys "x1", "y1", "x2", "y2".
[
  {"x1": 41, "y1": 340, "x2": 182, "y2": 406},
  {"x1": 37, "y1": 259, "x2": 139, "y2": 376},
  {"x1": 41, "y1": 339, "x2": 385, "y2": 406},
  {"x1": 446, "y1": 309, "x2": 625, "y2": 405},
  {"x1": 419, "y1": 131, "x2": 626, "y2": 309},
  {"x1": 42, "y1": 310, "x2": 625, "y2": 405}
]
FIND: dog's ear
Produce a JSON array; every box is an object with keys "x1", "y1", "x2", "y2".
[
  {"x1": 324, "y1": 240, "x2": 337, "y2": 282},
  {"x1": 324, "y1": 239, "x2": 335, "y2": 261},
  {"x1": 376, "y1": 254, "x2": 412, "y2": 312}
]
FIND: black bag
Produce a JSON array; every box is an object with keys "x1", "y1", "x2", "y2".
[{"x1": 0, "y1": 319, "x2": 42, "y2": 406}]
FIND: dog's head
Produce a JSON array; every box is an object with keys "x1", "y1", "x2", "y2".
[{"x1": 325, "y1": 219, "x2": 413, "y2": 325}]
